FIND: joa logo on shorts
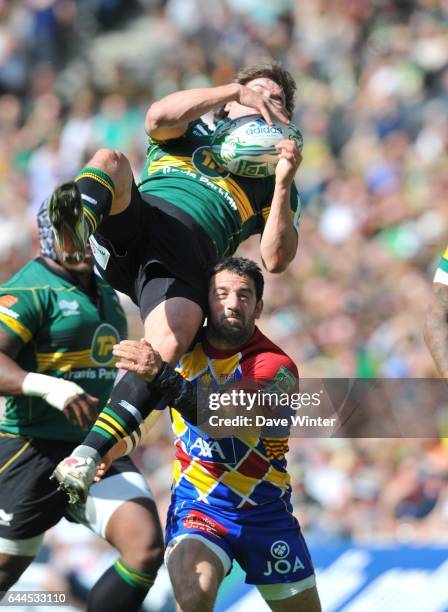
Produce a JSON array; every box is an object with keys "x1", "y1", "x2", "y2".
[
  {"x1": 90, "y1": 323, "x2": 120, "y2": 365},
  {"x1": 263, "y1": 540, "x2": 305, "y2": 577}
]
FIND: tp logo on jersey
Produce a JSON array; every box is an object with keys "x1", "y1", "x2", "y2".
[{"x1": 91, "y1": 323, "x2": 120, "y2": 365}]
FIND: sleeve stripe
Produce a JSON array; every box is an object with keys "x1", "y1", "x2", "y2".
[{"x1": 0, "y1": 313, "x2": 32, "y2": 343}]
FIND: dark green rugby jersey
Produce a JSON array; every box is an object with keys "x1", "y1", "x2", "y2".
[
  {"x1": 0, "y1": 258, "x2": 127, "y2": 442},
  {"x1": 139, "y1": 119, "x2": 301, "y2": 257}
]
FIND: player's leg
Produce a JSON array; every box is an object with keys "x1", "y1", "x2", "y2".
[
  {"x1": 166, "y1": 538, "x2": 226, "y2": 612},
  {"x1": 164, "y1": 500, "x2": 233, "y2": 612},
  {"x1": 0, "y1": 436, "x2": 71, "y2": 591},
  {"x1": 235, "y1": 500, "x2": 320, "y2": 612},
  {"x1": 263, "y1": 584, "x2": 321, "y2": 611},
  {"x1": 0, "y1": 549, "x2": 39, "y2": 591},
  {"x1": 49, "y1": 148, "x2": 133, "y2": 260},
  {"x1": 53, "y1": 283, "x2": 205, "y2": 503},
  {"x1": 66, "y1": 459, "x2": 163, "y2": 612}
]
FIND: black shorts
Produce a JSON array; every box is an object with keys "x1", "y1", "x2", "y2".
[
  {"x1": 0, "y1": 432, "x2": 140, "y2": 539},
  {"x1": 92, "y1": 184, "x2": 218, "y2": 319}
]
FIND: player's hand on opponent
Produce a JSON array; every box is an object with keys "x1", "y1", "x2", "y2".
[
  {"x1": 63, "y1": 393, "x2": 98, "y2": 429},
  {"x1": 236, "y1": 85, "x2": 289, "y2": 126},
  {"x1": 275, "y1": 139, "x2": 302, "y2": 187},
  {"x1": 113, "y1": 338, "x2": 162, "y2": 382}
]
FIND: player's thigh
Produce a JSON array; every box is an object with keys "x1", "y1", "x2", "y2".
[
  {"x1": 165, "y1": 537, "x2": 225, "y2": 607},
  {"x1": 141, "y1": 285, "x2": 204, "y2": 364},
  {"x1": 264, "y1": 584, "x2": 321, "y2": 612}
]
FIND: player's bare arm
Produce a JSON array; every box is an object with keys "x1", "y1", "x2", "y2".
[
  {"x1": 145, "y1": 83, "x2": 290, "y2": 141},
  {"x1": 424, "y1": 282, "x2": 448, "y2": 378},
  {"x1": 0, "y1": 330, "x2": 27, "y2": 394},
  {"x1": 260, "y1": 139, "x2": 301, "y2": 273}
]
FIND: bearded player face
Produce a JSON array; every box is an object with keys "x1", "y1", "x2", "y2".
[{"x1": 207, "y1": 270, "x2": 263, "y2": 347}]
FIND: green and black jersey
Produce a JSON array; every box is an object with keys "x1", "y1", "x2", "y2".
[
  {"x1": 0, "y1": 258, "x2": 127, "y2": 442},
  {"x1": 139, "y1": 119, "x2": 301, "y2": 258}
]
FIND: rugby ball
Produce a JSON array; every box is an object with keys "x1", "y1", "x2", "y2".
[{"x1": 211, "y1": 114, "x2": 303, "y2": 178}]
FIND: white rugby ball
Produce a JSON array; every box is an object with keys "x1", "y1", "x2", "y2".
[{"x1": 211, "y1": 114, "x2": 303, "y2": 178}]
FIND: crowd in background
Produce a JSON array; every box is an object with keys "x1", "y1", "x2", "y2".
[{"x1": 1, "y1": 0, "x2": 448, "y2": 599}]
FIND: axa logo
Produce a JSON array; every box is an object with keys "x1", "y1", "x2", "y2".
[
  {"x1": 0, "y1": 509, "x2": 13, "y2": 526},
  {"x1": 58, "y1": 299, "x2": 80, "y2": 317},
  {"x1": 189, "y1": 437, "x2": 225, "y2": 459},
  {"x1": 263, "y1": 540, "x2": 305, "y2": 576},
  {"x1": 90, "y1": 323, "x2": 120, "y2": 365}
]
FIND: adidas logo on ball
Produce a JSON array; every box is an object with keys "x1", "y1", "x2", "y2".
[{"x1": 246, "y1": 125, "x2": 282, "y2": 135}]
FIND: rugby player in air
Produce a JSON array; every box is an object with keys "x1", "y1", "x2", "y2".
[
  {"x1": 51, "y1": 63, "x2": 303, "y2": 501},
  {"x1": 0, "y1": 201, "x2": 163, "y2": 611},
  {"x1": 97, "y1": 258, "x2": 321, "y2": 612},
  {"x1": 424, "y1": 246, "x2": 448, "y2": 377}
]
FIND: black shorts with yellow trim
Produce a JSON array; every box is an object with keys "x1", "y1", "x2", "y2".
[
  {"x1": 0, "y1": 431, "x2": 140, "y2": 539},
  {"x1": 92, "y1": 183, "x2": 217, "y2": 320}
]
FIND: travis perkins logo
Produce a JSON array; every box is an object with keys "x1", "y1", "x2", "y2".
[{"x1": 263, "y1": 540, "x2": 305, "y2": 576}]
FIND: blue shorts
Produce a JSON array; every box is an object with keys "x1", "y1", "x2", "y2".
[{"x1": 165, "y1": 497, "x2": 315, "y2": 586}]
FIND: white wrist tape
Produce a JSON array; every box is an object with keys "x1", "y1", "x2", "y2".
[{"x1": 22, "y1": 373, "x2": 85, "y2": 411}]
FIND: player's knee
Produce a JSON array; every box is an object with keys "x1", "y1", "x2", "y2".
[
  {"x1": 116, "y1": 516, "x2": 164, "y2": 575},
  {"x1": 126, "y1": 537, "x2": 164, "y2": 576},
  {"x1": 145, "y1": 327, "x2": 191, "y2": 366},
  {"x1": 87, "y1": 149, "x2": 132, "y2": 194}
]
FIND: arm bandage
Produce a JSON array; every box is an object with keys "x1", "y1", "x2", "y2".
[{"x1": 21, "y1": 372, "x2": 85, "y2": 411}]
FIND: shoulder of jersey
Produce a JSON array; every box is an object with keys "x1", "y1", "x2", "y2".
[
  {"x1": 245, "y1": 329, "x2": 296, "y2": 371},
  {"x1": 2, "y1": 258, "x2": 52, "y2": 287}
]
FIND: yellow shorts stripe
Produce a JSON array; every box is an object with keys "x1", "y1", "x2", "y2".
[{"x1": 0, "y1": 438, "x2": 32, "y2": 474}]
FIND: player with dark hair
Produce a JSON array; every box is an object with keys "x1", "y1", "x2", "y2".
[
  {"x1": 96, "y1": 257, "x2": 321, "y2": 612},
  {"x1": 51, "y1": 63, "x2": 303, "y2": 502},
  {"x1": 0, "y1": 201, "x2": 163, "y2": 611}
]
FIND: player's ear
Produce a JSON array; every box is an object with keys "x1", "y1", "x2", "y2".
[{"x1": 255, "y1": 299, "x2": 263, "y2": 319}]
